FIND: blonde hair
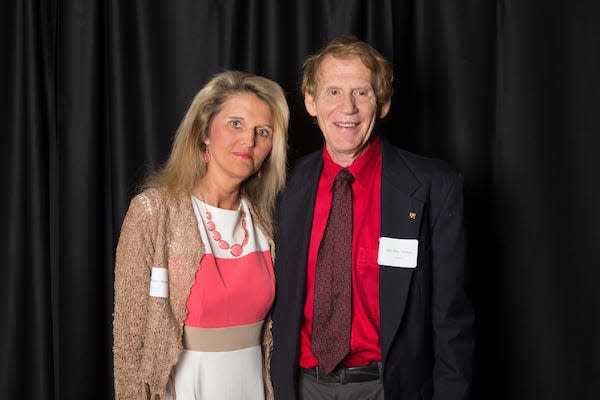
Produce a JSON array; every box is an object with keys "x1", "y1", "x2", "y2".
[
  {"x1": 145, "y1": 70, "x2": 289, "y2": 215},
  {"x1": 302, "y1": 36, "x2": 393, "y2": 114}
]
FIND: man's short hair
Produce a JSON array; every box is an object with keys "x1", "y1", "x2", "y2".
[{"x1": 301, "y1": 36, "x2": 394, "y2": 110}]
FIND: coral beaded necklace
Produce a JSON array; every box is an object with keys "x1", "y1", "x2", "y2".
[
  {"x1": 203, "y1": 207, "x2": 249, "y2": 257},
  {"x1": 195, "y1": 195, "x2": 249, "y2": 257}
]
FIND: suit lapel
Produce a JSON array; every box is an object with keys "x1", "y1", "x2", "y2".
[
  {"x1": 379, "y1": 140, "x2": 424, "y2": 362},
  {"x1": 280, "y1": 153, "x2": 323, "y2": 310}
]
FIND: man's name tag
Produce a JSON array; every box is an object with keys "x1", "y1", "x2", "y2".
[
  {"x1": 377, "y1": 237, "x2": 418, "y2": 268},
  {"x1": 149, "y1": 267, "x2": 169, "y2": 298}
]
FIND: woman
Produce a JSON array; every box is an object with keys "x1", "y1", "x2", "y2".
[{"x1": 113, "y1": 71, "x2": 289, "y2": 400}]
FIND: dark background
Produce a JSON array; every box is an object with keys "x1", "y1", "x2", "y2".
[{"x1": 2, "y1": 1, "x2": 599, "y2": 399}]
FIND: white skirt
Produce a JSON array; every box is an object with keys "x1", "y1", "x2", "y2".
[{"x1": 166, "y1": 346, "x2": 265, "y2": 400}]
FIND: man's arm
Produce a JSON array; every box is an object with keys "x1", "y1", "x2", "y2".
[{"x1": 430, "y1": 172, "x2": 474, "y2": 400}]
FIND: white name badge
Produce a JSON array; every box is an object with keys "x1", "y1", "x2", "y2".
[
  {"x1": 377, "y1": 237, "x2": 418, "y2": 268},
  {"x1": 149, "y1": 267, "x2": 169, "y2": 298}
]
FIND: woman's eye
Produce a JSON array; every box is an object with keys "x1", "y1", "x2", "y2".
[
  {"x1": 257, "y1": 128, "x2": 271, "y2": 137},
  {"x1": 327, "y1": 89, "x2": 339, "y2": 96},
  {"x1": 230, "y1": 120, "x2": 242, "y2": 128}
]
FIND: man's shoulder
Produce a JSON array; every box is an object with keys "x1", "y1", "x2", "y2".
[
  {"x1": 287, "y1": 148, "x2": 323, "y2": 181},
  {"x1": 290, "y1": 148, "x2": 322, "y2": 169},
  {"x1": 382, "y1": 141, "x2": 461, "y2": 181}
]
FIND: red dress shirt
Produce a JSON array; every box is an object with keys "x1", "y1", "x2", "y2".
[{"x1": 299, "y1": 137, "x2": 382, "y2": 369}]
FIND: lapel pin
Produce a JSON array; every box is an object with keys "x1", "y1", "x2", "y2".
[{"x1": 408, "y1": 211, "x2": 417, "y2": 220}]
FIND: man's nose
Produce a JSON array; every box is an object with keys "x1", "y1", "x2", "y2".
[{"x1": 340, "y1": 92, "x2": 358, "y2": 112}]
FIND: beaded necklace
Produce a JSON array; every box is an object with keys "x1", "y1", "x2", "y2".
[{"x1": 199, "y1": 198, "x2": 248, "y2": 257}]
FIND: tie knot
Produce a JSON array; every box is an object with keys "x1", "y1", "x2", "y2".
[{"x1": 335, "y1": 168, "x2": 354, "y2": 185}]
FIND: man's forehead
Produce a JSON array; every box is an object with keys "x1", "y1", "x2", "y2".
[
  {"x1": 316, "y1": 55, "x2": 374, "y2": 86},
  {"x1": 319, "y1": 54, "x2": 368, "y2": 69}
]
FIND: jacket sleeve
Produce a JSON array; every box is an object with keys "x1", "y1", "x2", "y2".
[
  {"x1": 431, "y1": 172, "x2": 474, "y2": 400},
  {"x1": 113, "y1": 192, "x2": 160, "y2": 399}
]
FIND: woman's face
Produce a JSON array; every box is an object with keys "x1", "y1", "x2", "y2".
[{"x1": 204, "y1": 92, "x2": 274, "y2": 185}]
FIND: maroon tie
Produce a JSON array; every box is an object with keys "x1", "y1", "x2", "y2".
[{"x1": 311, "y1": 168, "x2": 354, "y2": 375}]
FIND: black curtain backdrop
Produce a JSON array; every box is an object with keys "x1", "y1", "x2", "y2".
[{"x1": 2, "y1": 1, "x2": 599, "y2": 399}]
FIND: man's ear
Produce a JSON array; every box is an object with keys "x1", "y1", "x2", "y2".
[
  {"x1": 304, "y1": 93, "x2": 317, "y2": 117},
  {"x1": 379, "y1": 99, "x2": 391, "y2": 119}
]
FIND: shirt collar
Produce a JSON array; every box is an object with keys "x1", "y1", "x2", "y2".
[{"x1": 322, "y1": 136, "x2": 381, "y2": 191}]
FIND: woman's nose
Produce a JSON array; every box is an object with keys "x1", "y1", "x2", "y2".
[{"x1": 241, "y1": 129, "x2": 255, "y2": 147}]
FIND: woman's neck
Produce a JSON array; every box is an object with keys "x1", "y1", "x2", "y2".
[{"x1": 192, "y1": 177, "x2": 241, "y2": 210}]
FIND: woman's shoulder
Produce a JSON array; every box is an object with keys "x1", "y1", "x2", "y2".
[
  {"x1": 131, "y1": 186, "x2": 190, "y2": 212},
  {"x1": 128, "y1": 187, "x2": 166, "y2": 214},
  {"x1": 121, "y1": 187, "x2": 194, "y2": 241}
]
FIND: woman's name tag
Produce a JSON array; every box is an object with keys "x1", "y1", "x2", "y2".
[{"x1": 149, "y1": 267, "x2": 169, "y2": 298}]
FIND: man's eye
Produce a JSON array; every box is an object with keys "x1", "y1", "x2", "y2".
[
  {"x1": 230, "y1": 120, "x2": 242, "y2": 128},
  {"x1": 328, "y1": 89, "x2": 339, "y2": 96}
]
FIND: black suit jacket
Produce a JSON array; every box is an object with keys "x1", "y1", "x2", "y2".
[{"x1": 270, "y1": 139, "x2": 474, "y2": 400}]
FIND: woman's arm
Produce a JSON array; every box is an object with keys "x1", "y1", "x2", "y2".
[{"x1": 113, "y1": 192, "x2": 160, "y2": 399}]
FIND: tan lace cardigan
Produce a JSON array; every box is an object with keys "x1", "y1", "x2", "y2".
[{"x1": 113, "y1": 188, "x2": 275, "y2": 400}]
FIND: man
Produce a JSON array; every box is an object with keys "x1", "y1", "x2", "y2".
[{"x1": 270, "y1": 36, "x2": 474, "y2": 400}]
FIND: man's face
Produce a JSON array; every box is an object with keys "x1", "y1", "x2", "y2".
[{"x1": 305, "y1": 55, "x2": 390, "y2": 166}]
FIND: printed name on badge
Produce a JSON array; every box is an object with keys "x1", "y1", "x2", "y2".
[{"x1": 377, "y1": 237, "x2": 418, "y2": 268}]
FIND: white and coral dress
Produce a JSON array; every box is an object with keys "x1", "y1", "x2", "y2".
[{"x1": 167, "y1": 196, "x2": 275, "y2": 400}]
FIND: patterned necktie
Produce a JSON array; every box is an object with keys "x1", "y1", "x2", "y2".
[{"x1": 311, "y1": 168, "x2": 354, "y2": 375}]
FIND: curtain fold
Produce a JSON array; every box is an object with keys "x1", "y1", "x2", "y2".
[
  {"x1": 55, "y1": 1, "x2": 114, "y2": 399},
  {"x1": 495, "y1": 1, "x2": 600, "y2": 398},
  {"x1": 1, "y1": 1, "x2": 57, "y2": 399}
]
